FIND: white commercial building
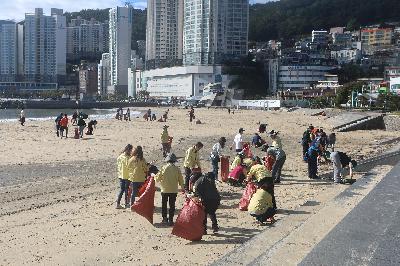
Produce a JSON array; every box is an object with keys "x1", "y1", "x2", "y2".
[
  {"x1": 145, "y1": 0, "x2": 184, "y2": 69},
  {"x1": 183, "y1": 0, "x2": 249, "y2": 66},
  {"x1": 0, "y1": 20, "x2": 17, "y2": 82},
  {"x1": 269, "y1": 60, "x2": 336, "y2": 92},
  {"x1": 109, "y1": 6, "x2": 133, "y2": 95},
  {"x1": 331, "y1": 49, "x2": 362, "y2": 64},
  {"x1": 97, "y1": 53, "x2": 110, "y2": 96},
  {"x1": 142, "y1": 66, "x2": 231, "y2": 98}
]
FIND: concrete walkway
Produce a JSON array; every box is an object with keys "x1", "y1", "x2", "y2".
[{"x1": 300, "y1": 161, "x2": 400, "y2": 266}]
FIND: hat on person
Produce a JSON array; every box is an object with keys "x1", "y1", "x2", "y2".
[
  {"x1": 239, "y1": 128, "x2": 245, "y2": 133},
  {"x1": 164, "y1": 153, "x2": 177, "y2": 163}
]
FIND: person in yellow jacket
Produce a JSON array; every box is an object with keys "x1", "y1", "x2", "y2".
[
  {"x1": 161, "y1": 125, "x2": 171, "y2": 157},
  {"x1": 247, "y1": 156, "x2": 276, "y2": 210},
  {"x1": 116, "y1": 144, "x2": 133, "y2": 209},
  {"x1": 155, "y1": 153, "x2": 184, "y2": 225},
  {"x1": 183, "y1": 142, "x2": 203, "y2": 190},
  {"x1": 128, "y1": 146, "x2": 149, "y2": 205},
  {"x1": 248, "y1": 185, "x2": 276, "y2": 224}
]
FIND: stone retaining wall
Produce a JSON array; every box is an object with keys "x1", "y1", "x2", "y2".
[{"x1": 384, "y1": 115, "x2": 400, "y2": 131}]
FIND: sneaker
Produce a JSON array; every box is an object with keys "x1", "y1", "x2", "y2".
[
  {"x1": 274, "y1": 179, "x2": 281, "y2": 184},
  {"x1": 168, "y1": 221, "x2": 174, "y2": 226},
  {"x1": 162, "y1": 218, "x2": 168, "y2": 224},
  {"x1": 116, "y1": 204, "x2": 124, "y2": 209},
  {"x1": 125, "y1": 203, "x2": 130, "y2": 209}
]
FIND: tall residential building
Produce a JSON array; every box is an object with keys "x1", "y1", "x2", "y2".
[
  {"x1": 67, "y1": 17, "x2": 109, "y2": 60},
  {"x1": 98, "y1": 53, "x2": 110, "y2": 96},
  {"x1": 24, "y1": 8, "x2": 66, "y2": 83},
  {"x1": 52, "y1": 8, "x2": 67, "y2": 78},
  {"x1": 183, "y1": 0, "x2": 249, "y2": 66},
  {"x1": 0, "y1": 20, "x2": 17, "y2": 82},
  {"x1": 145, "y1": 0, "x2": 184, "y2": 69},
  {"x1": 109, "y1": 6, "x2": 133, "y2": 95}
]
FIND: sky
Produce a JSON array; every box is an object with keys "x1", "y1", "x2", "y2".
[{"x1": 0, "y1": 0, "x2": 271, "y2": 21}]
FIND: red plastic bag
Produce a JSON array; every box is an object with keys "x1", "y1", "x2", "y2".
[
  {"x1": 138, "y1": 178, "x2": 151, "y2": 197},
  {"x1": 131, "y1": 177, "x2": 156, "y2": 224},
  {"x1": 263, "y1": 155, "x2": 275, "y2": 172},
  {"x1": 172, "y1": 198, "x2": 205, "y2": 241},
  {"x1": 239, "y1": 182, "x2": 257, "y2": 211},
  {"x1": 220, "y1": 156, "x2": 230, "y2": 182},
  {"x1": 228, "y1": 165, "x2": 245, "y2": 182}
]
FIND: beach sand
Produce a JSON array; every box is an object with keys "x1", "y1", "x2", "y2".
[{"x1": 0, "y1": 107, "x2": 398, "y2": 265}]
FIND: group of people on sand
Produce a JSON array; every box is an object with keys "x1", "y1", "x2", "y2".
[
  {"x1": 115, "y1": 112, "x2": 359, "y2": 237},
  {"x1": 302, "y1": 125, "x2": 357, "y2": 183},
  {"x1": 116, "y1": 108, "x2": 131, "y2": 121},
  {"x1": 55, "y1": 111, "x2": 97, "y2": 139}
]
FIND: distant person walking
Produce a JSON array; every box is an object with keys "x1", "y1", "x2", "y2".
[
  {"x1": 161, "y1": 125, "x2": 171, "y2": 157},
  {"x1": 116, "y1": 144, "x2": 133, "y2": 209},
  {"x1": 71, "y1": 111, "x2": 78, "y2": 125},
  {"x1": 155, "y1": 153, "x2": 184, "y2": 225},
  {"x1": 19, "y1": 108, "x2": 26, "y2": 126},
  {"x1": 210, "y1": 137, "x2": 227, "y2": 180},
  {"x1": 125, "y1": 108, "x2": 131, "y2": 121},
  {"x1": 189, "y1": 106, "x2": 195, "y2": 123},
  {"x1": 59, "y1": 114, "x2": 69, "y2": 138},
  {"x1": 232, "y1": 128, "x2": 245, "y2": 153},
  {"x1": 77, "y1": 117, "x2": 86, "y2": 138},
  {"x1": 55, "y1": 113, "x2": 63, "y2": 137}
]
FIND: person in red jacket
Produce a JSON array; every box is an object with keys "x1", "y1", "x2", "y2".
[{"x1": 59, "y1": 114, "x2": 69, "y2": 138}]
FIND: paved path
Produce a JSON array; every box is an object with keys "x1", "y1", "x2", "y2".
[{"x1": 300, "y1": 161, "x2": 400, "y2": 266}]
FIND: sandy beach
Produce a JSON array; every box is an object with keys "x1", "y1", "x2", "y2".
[{"x1": 0, "y1": 107, "x2": 398, "y2": 265}]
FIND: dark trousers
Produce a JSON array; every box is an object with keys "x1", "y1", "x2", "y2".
[
  {"x1": 203, "y1": 202, "x2": 218, "y2": 230},
  {"x1": 56, "y1": 124, "x2": 60, "y2": 137},
  {"x1": 308, "y1": 150, "x2": 318, "y2": 179},
  {"x1": 162, "y1": 143, "x2": 171, "y2": 157},
  {"x1": 184, "y1": 167, "x2": 192, "y2": 190},
  {"x1": 117, "y1": 179, "x2": 131, "y2": 205},
  {"x1": 302, "y1": 145, "x2": 309, "y2": 159},
  {"x1": 211, "y1": 156, "x2": 219, "y2": 180},
  {"x1": 130, "y1": 182, "x2": 144, "y2": 205},
  {"x1": 251, "y1": 207, "x2": 276, "y2": 223},
  {"x1": 272, "y1": 155, "x2": 286, "y2": 182},
  {"x1": 60, "y1": 126, "x2": 68, "y2": 138},
  {"x1": 161, "y1": 193, "x2": 177, "y2": 221}
]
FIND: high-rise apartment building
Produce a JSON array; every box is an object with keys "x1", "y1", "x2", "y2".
[
  {"x1": 67, "y1": 17, "x2": 109, "y2": 60},
  {"x1": 145, "y1": 0, "x2": 184, "y2": 69},
  {"x1": 0, "y1": 20, "x2": 17, "y2": 82},
  {"x1": 183, "y1": 0, "x2": 249, "y2": 66},
  {"x1": 109, "y1": 6, "x2": 133, "y2": 95},
  {"x1": 24, "y1": 8, "x2": 66, "y2": 83},
  {"x1": 52, "y1": 8, "x2": 67, "y2": 78},
  {"x1": 98, "y1": 53, "x2": 110, "y2": 96}
]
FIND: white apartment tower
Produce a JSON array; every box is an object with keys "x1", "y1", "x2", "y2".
[
  {"x1": 109, "y1": 6, "x2": 133, "y2": 95},
  {"x1": 183, "y1": 0, "x2": 249, "y2": 66},
  {"x1": 145, "y1": 0, "x2": 184, "y2": 69},
  {"x1": 0, "y1": 21, "x2": 17, "y2": 82},
  {"x1": 24, "y1": 8, "x2": 66, "y2": 83},
  {"x1": 51, "y1": 8, "x2": 67, "y2": 77},
  {"x1": 98, "y1": 53, "x2": 111, "y2": 96}
]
